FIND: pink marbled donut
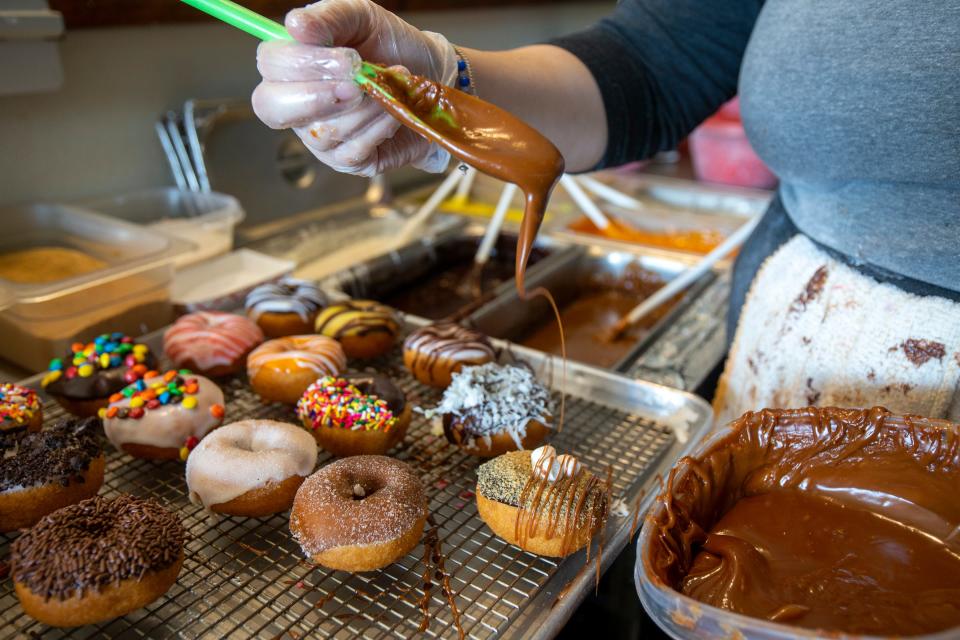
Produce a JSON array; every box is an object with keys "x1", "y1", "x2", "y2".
[{"x1": 164, "y1": 312, "x2": 264, "y2": 377}]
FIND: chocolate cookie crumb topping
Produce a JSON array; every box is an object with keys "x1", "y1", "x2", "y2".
[{"x1": 0, "y1": 417, "x2": 101, "y2": 492}]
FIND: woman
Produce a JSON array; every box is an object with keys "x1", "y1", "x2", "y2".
[{"x1": 253, "y1": 0, "x2": 960, "y2": 423}]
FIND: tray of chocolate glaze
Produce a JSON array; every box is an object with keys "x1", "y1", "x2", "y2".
[
  {"x1": 468, "y1": 244, "x2": 714, "y2": 372},
  {"x1": 0, "y1": 322, "x2": 711, "y2": 640},
  {"x1": 319, "y1": 225, "x2": 572, "y2": 321}
]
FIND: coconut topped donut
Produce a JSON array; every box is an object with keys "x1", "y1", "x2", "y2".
[{"x1": 420, "y1": 363, "x2": 554, "y2": 453}]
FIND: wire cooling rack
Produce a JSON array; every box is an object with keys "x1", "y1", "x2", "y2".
[{"x1": 0, "y1": 341, "x2": 709, "y2": 639}]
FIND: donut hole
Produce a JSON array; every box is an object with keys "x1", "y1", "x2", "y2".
[{"x1": 345, "y1": 475, "x2": 384, "y2": 501}]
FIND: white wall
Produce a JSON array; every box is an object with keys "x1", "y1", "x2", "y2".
[{"x1": 0, "y1": 3, "x2": 612, "y2": 206}]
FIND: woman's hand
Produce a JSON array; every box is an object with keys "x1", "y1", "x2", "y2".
[{"x1": 252, "y1": 0, "x2": 457, "y2": 177}]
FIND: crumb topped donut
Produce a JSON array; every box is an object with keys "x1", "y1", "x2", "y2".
[
  {"x1": 421, "y1": 363, "x2": 553, "y2": 457},
  {"x1": 164, "y1": 311, "x2": 264, "y2": 377},
  {"x1": 0, "y1": 382, "x2": 42, "y2": 447},
  {"x1": 296, "y1": 374, "x2": 411, "y2": 456},
  {"x1": 41, "y1": 333, "x2": 158, "y2": 418},
  {"x1": 476, "y1": 446, "x2": 607, "y2": 557},
  {"x1": 11, "y1": 494, "x2": 185, "y2": 627},
  {"x1": 247, "y1": 335, "x2": 347, "y2": 405},
  {"x1": 186, "y1": 420, "x2": 318, "y2": 517},
  {"x1": 0, "y1": 417, "x2": 104, "y2": 532},
  {"x1": 245, "y1": 278, "x2": 326, "y2": 337},
  {"x1": 314, "y1": 300, "x2": 400, "y2": 359},
  {"x1": 101, "y1": 370, "x2": 226, "y2": 460},
  {"x1": 290, "y1": 456, "x2": 426, "y2": 572},
  {"x1": 403, "y1": 323, "x2": 496, "y2": 388}
]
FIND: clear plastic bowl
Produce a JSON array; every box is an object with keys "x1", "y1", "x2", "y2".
[
  {"x1": 0, "y1": 204, "x2": 191, "y2": 371},
  {"x1": 635, "y1": 420, "x2": 960, "y2": 640},
  {"x1": 81, "y1": 188, "x2": 244, "y2": 267}
]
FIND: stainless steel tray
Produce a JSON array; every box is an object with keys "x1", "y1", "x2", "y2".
[
  {"x1": 468, "y1": 244, "x2": 712, "y2": 372},
  {"x1": 0, "y1": 323, "x2": 711, "y2": 639}
]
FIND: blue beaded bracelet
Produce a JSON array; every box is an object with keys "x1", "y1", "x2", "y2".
[{"x1": 453, "y1": 46, "x2": 476, "y2": 96}]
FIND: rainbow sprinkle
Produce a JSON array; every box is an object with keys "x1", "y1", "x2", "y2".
[
  {"x1": 42, "y1": 333, "x2": 152, "y2": 388},
  {"x1": 297, "y1": 376, "x2": 397, "y2": 433},
  {"x1": 0, "y1": 383, "x2": 40, "y2": 426}
]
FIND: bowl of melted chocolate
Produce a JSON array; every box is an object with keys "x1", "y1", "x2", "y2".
[{"x1": 637, "y1": 406, "x2": 960, "y2": 639}]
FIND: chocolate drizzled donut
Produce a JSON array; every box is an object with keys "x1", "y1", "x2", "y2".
[
  {"x1": 314, "y1": 300, "x2": 399, "y2": 338},
  {"x1": 403, "y1": 323, "x2": 495, "y2": 388}
]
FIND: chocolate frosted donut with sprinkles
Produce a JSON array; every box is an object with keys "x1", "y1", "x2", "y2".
[
  {"x1": 41, "y1": 332, "x2": 157, "y2": 418},
  {"x1": 101, "y1": 369, "x2": 226, "y2": 461},
  {"x1": 0, "y1": 417, "x2": 104, "y2": 532},
  {"x1": 296, "y1": 373, "x2": 412, "y2": 456},
  {"x1": 11, "y1": 494, "x2": 185, "y2": 627},
  {"x1": 0, "y1": 382, "x2": 42, "y2": 446},
  {"x1": 420, "y1": 362, "x2": 554, "y2": 457},
  {"x1": 245, "y1": 277, "x2": 327, "y2": 337},
  {"x1": 314, "y1": 300, "x2": 400, "y2": 359},
  {"x1": 403, "y1": 322, "x2": 496, "y2": 388}
]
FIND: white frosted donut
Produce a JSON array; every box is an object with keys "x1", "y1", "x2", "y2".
[
  {"x1": 163, "y1": 312, "x2": 264, "y2": 375},
  {"x1": 186, "y1": 420, "x2": 318, "y2": 509},
  {"x1": 102, "y1": 371, "x2": 226, "y2": 458}
]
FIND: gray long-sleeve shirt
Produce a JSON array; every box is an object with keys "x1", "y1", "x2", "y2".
[{"x1": 552, "y1": 1, "x2": 960, "y2": 300}]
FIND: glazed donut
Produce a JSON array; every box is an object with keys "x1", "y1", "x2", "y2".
[
  {"x1": 163, "y1": 311, "x2": 264, "y2": 377},
  {"x1": 421, "y1": 362, "x2": 553, "y2": 457},
  {"x1": 0, "y1": 417, "x2": 104, "y2": 532},
  {"x1": 101, "y1": 370, "x2": 226, "y2": 460},
  {"x1": 291, "y1": 456, "x2": 426, "y2": 572},
  {"x1": 186, "y1": 420, "x2": 318, "y2": 517},
  {"x1": 0, "y1": 382, "x2": 43, "y2": 447},
  {"x1": 247, "y1": 336, "x2": 347, "y2": 405},
  {"x1": 476, "y1": 446, "x2": 608, "y2": 557},
  {"x1": 403, "y1": 323, "x2": 496, "y2": 388},
  {"x1": 245, "y1": 278, "x2": 326, "y2": 337},
  {"x1": 41, "y1": 333, "x2": 158, "y2": 418},
  {"x1": 314, "y1": 300, "x2": 400, "y2": 360},
  {"x1": 11, "y1": 494, "x2": 185, "y2": 627},
  {"x1": 296, "y1": 374, "x2": 412, "y2": 456}
]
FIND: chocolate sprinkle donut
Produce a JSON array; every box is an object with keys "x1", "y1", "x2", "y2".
[
  {"x1": 0, "y1": 417, "x2": 101, "y2": 491},
  {"x1": 11, "y1": 494, "x2": 185, "y2": 599}
]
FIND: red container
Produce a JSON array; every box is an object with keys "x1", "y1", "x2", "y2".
[{"x1": 689, "y1": 98, "x2": 778, "y2": 190}]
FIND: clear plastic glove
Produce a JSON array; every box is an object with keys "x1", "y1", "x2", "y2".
[{"x1": 252, "y1": 0, "x2": 458, "y2": 177}]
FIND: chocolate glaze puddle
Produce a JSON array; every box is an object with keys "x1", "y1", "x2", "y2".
[{"x1": 645, "y1": 406, "x2": 960, "y2": 636}]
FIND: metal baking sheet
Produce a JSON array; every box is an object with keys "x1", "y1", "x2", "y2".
[
  {"x1": 0, "y1": 322, "x2": 711, "y2": 639},
  {"x1": 468, "y1": 244, "x2": 713, "y2": 372}
]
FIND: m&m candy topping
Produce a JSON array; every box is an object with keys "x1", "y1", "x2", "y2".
[
  {"x1": 98, "y1": 369, "x2": 225, "y2": 422},
  {"x1": 42, "y1": 333, "x2": 152, "y2": 388}
]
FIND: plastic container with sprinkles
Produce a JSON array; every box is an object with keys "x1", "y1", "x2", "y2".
[{"x1": 0, "y1": 204, "x2": 191, "y2": 372}]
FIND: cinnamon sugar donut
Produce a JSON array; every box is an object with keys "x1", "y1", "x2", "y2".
[
  {"x1": 101, "y1": 370, "x2": 226, "y2": 460},
  {"x1": 314, "y1": 300, "x2": 400, "y2": 359},
  {"x1": 186, "y1": 420, "x2": 318, "y2": 517},
  {"x1": 11, "y1": 494, "x2": 185, "y2": 627},
  {"x1": 164, "y1": 311, "x2": 264, "y2": 377},
  {"x1": 290, "y1": 456, "x2": 426, "y2": 572},
  {"x1": 476, "y1": 446, "x2": 608, "y2": 557},
  {"x1": 247, "y1": 336, "x2": 347, "y2": 405},
  {"x1": 403, "y1": 323, "x2": 495, "y2": 388}
]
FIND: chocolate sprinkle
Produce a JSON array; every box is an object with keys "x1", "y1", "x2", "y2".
[
  {"x1": 0, "y1": 417, "x2": 101, "y2": 492},
  {"x1": 11, "y1": 494, "x2": 185, "y2": 600}
]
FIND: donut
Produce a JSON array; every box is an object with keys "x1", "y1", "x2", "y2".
[
  {"x1": 314, "y1": 300, "x2": 400, "y2": 359},
  {"x1": 247, "y1": 335, "x2": 347, "y2": 405},
  {"x1": 403, "y1": 323, "x2": 496, "y2": 388},
  {"x1": 0, "y1": 382, "x2": 42, "y2": 447},
  {"x1": 41, "y1": 333, "x2": 158, "y2": 417},
  {"x1": 101, "y1": 370, "x2": 226, "y2": 460},
  {"x1": 11, "y1": 494, "x2": 185, "y2": 627},
  {"x1": 163, "y1": 311, "x2": 264, "y2": 377},
  {"x1": 421, "y1": 362, "x2": 553, "y2": 457},
  {"x1": 476, "y1": 446, "x2": 608, "y2": 557},
  {"x1": 0, "y1": 417, "x2": 104, "y2": 532},
  {"x1": 186, "y1": 420, "x2": 318, "y2": 517},
  {"x1": 296, "y1": 374, "x2": 411, "y2": 456},
  {"x1": 290, "y1": 456, "x2": 427, "y2": 572},
  {"x1": 245, "y1": 278, "x2": 326, "y2": 337}
]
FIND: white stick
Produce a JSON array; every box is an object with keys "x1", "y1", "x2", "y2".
[
  {"x1": 454, "y1": 165, "x2": 478, "y2": 200},
  {"x1": 619, "y1": 214, "x2": 762, "y2": 328},
  {"x1": 397, "y1": 168, "x2": 466, "y2": 245},
  {"x1": 560, "y1": 174, "x2": 611, "y2": 229},
  {"x1": 474, "y1": 183, "x2": 518, "y2": 266},
  {"x1": 578, "y1": 174, "x2": 645, "y2": 210}
]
